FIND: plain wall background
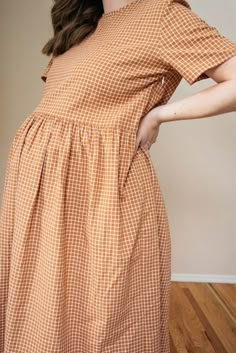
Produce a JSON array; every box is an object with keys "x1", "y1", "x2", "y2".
[{"x1": 1, "y1": 0, "x2": 235, "y2": 278}]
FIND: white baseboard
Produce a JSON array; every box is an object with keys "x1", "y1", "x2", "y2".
[{"x1": 171, "y1": 273, "x2": 236, "y2": 284}]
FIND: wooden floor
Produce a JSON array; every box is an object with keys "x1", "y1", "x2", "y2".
[{"x1": 169, "y1": 282, "x2": 236, "y2": 353}]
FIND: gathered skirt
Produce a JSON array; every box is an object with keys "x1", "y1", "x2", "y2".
[{"x1": 0, "y1": 111, "x2": 171, "y2": 352}]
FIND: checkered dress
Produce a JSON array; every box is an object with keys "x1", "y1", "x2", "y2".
[{"x1": 1, "y1": 0, "x2": 236, "y2": 352}]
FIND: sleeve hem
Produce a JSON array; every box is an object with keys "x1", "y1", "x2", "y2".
[{"x1": 185, "y1": 51, "x2": 236, "y2": 85}]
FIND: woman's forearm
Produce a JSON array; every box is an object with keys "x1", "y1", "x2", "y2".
[{"x1": 154, "y1": 79, "x2": 236, "y2": 124}]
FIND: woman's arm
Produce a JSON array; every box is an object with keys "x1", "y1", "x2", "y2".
[
  {"x1": 135, "y1": 55, "x2": 236, "y2": 151},
  {"x1": 155, "y1": 55, "x2": 236, "y2": 124}
]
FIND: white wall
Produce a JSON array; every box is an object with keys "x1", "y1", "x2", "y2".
[
  {"x1": 0, "y1": 0, "x2": 52, "y2": 193},
  {"x1": 1, "y1": 0, "x2": 236, "y2": 280},
  {"x1": 155, "y1": 0, "x2": 236, "y2": 280}
]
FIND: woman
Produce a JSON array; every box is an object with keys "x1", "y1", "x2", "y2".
[{"x1": 1, "y1": 0, "x2": 236, "y2": 352}]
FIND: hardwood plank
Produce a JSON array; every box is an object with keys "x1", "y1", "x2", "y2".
[
  {"x1": 169, "y1": 282, "x2": 215, "y2": 353},
  {"x1": 183, "y1": 286, "x2": 228, "y2": 353},
  {"x1": 176, "y1": 281, "x2": 191, "y2": 289},
  {"x1": 185, "y1": 283, "x2": 236, "y2": 353},
  {"x1": 169, "y1": 283, "x2": 190, "y2": 353},
  {"x1": 170, "y1": 333, "x2": 178, "y2": 353},
  {"x1": 210, "y1": 283, "x2": 236, "y2": 321}
]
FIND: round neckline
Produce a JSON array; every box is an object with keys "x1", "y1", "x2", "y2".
[{"x1": 101, "y1": 0, "x2": 141, "y2": 18}]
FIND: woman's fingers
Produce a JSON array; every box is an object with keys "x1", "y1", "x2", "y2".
[
  {"x1": 135, "y1": 111, "x2": 161, "y2": 152},
  {"x1": 143, "y1": 140, "x2": 151, "y2": 150}
]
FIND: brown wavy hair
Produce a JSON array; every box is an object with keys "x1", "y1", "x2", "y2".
[{"x1": 42, "y1": 0, "x2": 104, "y2": 57}]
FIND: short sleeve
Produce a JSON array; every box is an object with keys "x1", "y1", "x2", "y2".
[
  {"x1": 159, "y1": 0, "x2": 236, "y2": 85},
  {"x1": 41, "y1": 57, "x2": 53, "y2": 82}
]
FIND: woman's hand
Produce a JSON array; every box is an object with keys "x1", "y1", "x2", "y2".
[{"x1": 135, "y1": 107, "x2": 163, "y2": 153}]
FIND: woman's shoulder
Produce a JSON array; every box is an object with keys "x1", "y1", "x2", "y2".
[{"x1": 143, "y1": 0, "x2": 192, "y2": 23}]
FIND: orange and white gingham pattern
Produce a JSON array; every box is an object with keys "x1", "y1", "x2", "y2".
[
  {"x1": 159, "y1": 0, "x2": 236, "y2": 85},
  {"x1": 1, "y1": 0, "x2": 236, "y2": 352}
]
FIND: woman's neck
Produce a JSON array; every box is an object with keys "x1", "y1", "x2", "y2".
[{"x1": 102, "y1": 0, "x2": 134, "y2": 15}]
